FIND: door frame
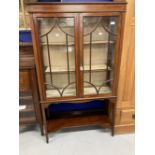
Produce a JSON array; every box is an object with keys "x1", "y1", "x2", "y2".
[
  {"x1": 30, "y1": 13, "x2": 80, "y2": 102},
  {"x1": 79, "y1": 12, "x2": 123, "y2": 98}
]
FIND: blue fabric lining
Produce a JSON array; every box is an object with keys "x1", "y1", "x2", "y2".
[
  {"x1": 19, "y1": 30, "x2": 32, "y2": 42},
  {"x1": 48, "y1": 100, "x2": 106, "y2": 113}
]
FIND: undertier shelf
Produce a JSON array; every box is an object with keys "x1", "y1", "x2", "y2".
[
  {"x1": 47, "y1": 111, "x2": 111, "y2": 132},
  {"x1": 46, "y1": 86, "x2": 111, "y2": 97}
]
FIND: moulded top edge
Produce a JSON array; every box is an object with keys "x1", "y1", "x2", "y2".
[{"x1": 27, "y1": 2, "x2": 127, "y2": 13}]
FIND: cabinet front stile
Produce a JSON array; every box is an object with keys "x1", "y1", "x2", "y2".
[{"x1": 30, "y1": 14, "x2": 46, "y2": 102}]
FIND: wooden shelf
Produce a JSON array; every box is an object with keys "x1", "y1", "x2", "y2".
[
  {"x1": 19, "y1": 96, "x2": 32, "y2": 100},
  {"x1": 41, "y1": 40, "x2": 114, "y2": 46},
  {"x1": 19, "y1": 117, "x2": 36, "y2": 124},
  {"x1": 45, "y1": 66, "x2": 75, "y2": 73},
  {"x1": 19, "y1": 42, "x2": 33, "y2": 46},
  {"x1": 19, "y1": 105, "x2": 34, "y2": 112},
  {"x1": 47, "y1": 111, "x2": 111, "y2": 132},
  {"x1": 45, "y1": 64, "x2": 111, "y2": 73},
  {"x1": 83, "y1": 64, "x2": 112, "y2": 71}
]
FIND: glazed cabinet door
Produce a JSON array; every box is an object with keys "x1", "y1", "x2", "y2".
[
  {"x1": 80, "y1": 13, "x2": 121, "y2": 97},
  {"x1": 31, "y1": 14, "x2": 79, "y2": 100}
]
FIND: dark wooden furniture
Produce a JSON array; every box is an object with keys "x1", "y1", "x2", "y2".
[
  {"x1": 19, "y1": 42, "x2": 43, "y2": 134},
  {"x1": 28, "y1": 1, "x2": 127, "y2": 143}
]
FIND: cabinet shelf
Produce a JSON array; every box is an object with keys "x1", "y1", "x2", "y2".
[
  {"x1": 47, "y1": 111, "x2": 111, "y2": 132},
  {"x1": 45, "y1": 64, "x2": 111, "y2": 73},
  {"x1": 41, "y1": 40, "x2": 114, "y2": 46},
  {"x1": 83, "y1": 64, "x2": 112, "y2": 71},
  {"x1": 45, "y1": 66, "x2": 75, "y2": 73},
  {"x1": 19, "y1": 117, "x2": 36, "y2": 124},
  {"x1": 19, "y1": 96, "x2": 32, "y2": 100},
  {"x1": 19, "y1": 105, "x2": 34, "y2": 112}
]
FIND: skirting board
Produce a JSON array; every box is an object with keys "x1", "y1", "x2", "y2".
[{"x1": 114, "y1": 124, "x2": 135, "y2": 134}]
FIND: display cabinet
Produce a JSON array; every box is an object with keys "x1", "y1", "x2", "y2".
[{"x1": 28, "y1": 1, "x2": 127, "y2": 143}]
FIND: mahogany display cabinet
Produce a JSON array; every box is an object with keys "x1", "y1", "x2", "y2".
[{"x1": 27, "y1": 1, "x2": 127, "y2": 143}]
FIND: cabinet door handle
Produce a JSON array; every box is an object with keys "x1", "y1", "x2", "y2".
[{"x1": 132, "y1": 114, "x2": 135, "y2": 119}]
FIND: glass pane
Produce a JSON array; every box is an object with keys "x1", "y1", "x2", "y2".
[
  {"x1": 83, "y1": 16, "x2": 118, "y2": 95},
  {"x1": 38, "y1": 17, "x2": 76, "y2": 98}
]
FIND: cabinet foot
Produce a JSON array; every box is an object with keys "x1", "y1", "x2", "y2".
[
  {"x1": 46, "y1": 134, "x2": 49, "y2": 143},
  {"x1": 41, "y1": 126, "x2": 44, "y2": 136},
  {"x1": 111, "y1": 128, "x2": 115, "y2": 136}
]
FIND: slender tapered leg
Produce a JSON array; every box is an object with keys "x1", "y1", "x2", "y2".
[
  {"x1": 40, "y1": 125, "x2": 44, "y2": 136},
  {"x1": 111, "y1": 101, "x2": 115, "y2": 136},
  {"x1": 41, "y1": 104, "x2": 49, "y2": 143}
]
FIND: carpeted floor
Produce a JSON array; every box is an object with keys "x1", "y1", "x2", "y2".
[{"x1": 19, "y1": 126, "x2": 135, "y2": 155}]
